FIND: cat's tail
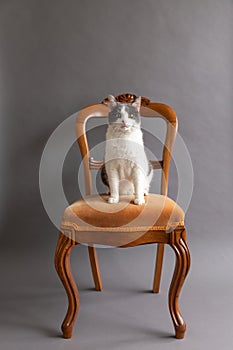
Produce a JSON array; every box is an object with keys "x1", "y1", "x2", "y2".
[
  {"x1": 100, "y1": 163, "x2": 110, "y2": 194},
  {"x1": 101, "y1": 163, "x2": 109, "y2": 188}
]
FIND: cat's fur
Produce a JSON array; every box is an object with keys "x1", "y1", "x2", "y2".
[{"x1": 103, "y1": 95, "x2": 153, "y2": 205}]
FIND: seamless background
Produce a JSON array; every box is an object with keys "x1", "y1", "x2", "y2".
[{"x1": 0, "y1": 1, "x2": 233, "y2": 350}]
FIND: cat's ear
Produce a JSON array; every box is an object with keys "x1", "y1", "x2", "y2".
[
  {"x1": 132, "y1": 96, "x2": 141, "y2": 112},
  {"x1": 107, "y1": 95, "x2": 117, "y2": 109}
]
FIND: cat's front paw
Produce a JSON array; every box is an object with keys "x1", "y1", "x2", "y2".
[
  {"x1": 134, "y1": 197, "x2": 145, "y2": 205},
  {"x1": 108, "y1": 196, "x2": 119, "y2": 204}
]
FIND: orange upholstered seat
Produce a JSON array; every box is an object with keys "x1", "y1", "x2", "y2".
[{"x1": 62, "y1": 194, "x2": 184, "y2": 231}]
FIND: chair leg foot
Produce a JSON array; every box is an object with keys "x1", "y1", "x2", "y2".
[
  {"x1": 169, "y1": 229, "x2": 191, "y2": 339},
  {"x1": 55, "y1": 232, "x2": 79, "y2": 339},
  {"x1": 62, "y1": 326, "x2": 73, "y2": 339},
  {"x1": 175, "y1": 324, "x2": 186, "y2": 339}
]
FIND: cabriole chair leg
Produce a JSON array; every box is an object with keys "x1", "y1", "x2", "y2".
[
  {"x1": 54, "y1": 232, "x2": 79, "y2": 339},
  {"x1": 168, "y1": 229, "x2": 191, "y2": 339}
]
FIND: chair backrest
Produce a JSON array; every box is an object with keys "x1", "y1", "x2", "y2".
[{"x1": 76, "y1": 93, "x2": 177, "y2": 197}]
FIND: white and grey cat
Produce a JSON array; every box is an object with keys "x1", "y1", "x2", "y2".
[{"x1": 102, "y1": 95, "x2": 153, "y2": 205}]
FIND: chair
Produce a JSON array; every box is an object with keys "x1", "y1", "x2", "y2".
[{"x1": 54, "y1": 93, "x2": 191, "y2": 339}]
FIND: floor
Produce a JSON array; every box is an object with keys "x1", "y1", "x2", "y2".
[{"x1": 0, "y1": 228, "x2": 233, "y2": 350}]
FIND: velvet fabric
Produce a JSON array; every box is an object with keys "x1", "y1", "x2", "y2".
[{"x1": 61, "y1": 194, "x2": 184, "y2": 232}]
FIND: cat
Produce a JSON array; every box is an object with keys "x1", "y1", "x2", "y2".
[{"x1": 102, "y1": 95, "x2": 153, "y2": 205}]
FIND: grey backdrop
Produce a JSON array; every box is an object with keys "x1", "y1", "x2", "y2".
[{"x1": 0, "y1": 1, "x2": 233, "y2": 350}]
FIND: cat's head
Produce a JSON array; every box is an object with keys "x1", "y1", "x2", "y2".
[{"x1": 107, "y1": 95, "x2": 141, "y2": 131}]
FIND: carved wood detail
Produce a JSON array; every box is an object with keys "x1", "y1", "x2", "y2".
[
  {"x1": 168, "y1": 229, "x2": 191, "y2": 339},
  {"x1": 54, "y1": 232, "x2": 79, "y2": 339},
  {"x1": 101, "y1": 93, "x2": 150, "y2": 106}
]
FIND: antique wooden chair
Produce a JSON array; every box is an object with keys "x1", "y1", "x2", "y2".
[{"x1": 54, "y1": 93, "x2": 191, "y2": 340}]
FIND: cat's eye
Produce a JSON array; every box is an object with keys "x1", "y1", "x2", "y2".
[{"x1": 129, "y1": 114, "x2": 134, "y2": 118}]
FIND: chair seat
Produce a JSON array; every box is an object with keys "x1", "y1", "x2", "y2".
[{"x1": 61, "y1": 194, "x2": 184, "y2": 234}]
